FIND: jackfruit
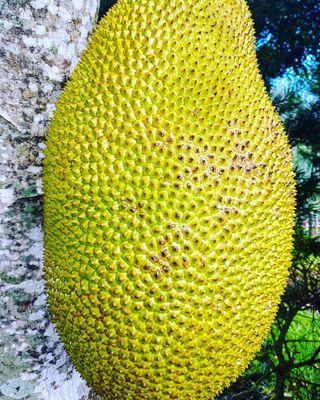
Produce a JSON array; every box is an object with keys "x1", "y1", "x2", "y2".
[{"x1": 43, "y1": 0, "x2": 296, "y2": 398}]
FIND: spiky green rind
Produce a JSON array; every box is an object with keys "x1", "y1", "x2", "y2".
[{"x1": 43, "y1": 0, "x2": 296, "y2": 398}]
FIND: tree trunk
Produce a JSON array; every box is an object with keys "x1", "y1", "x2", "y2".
[
  {"x1": 274, "y1": 372, "x2": 287, "y2": 400},
  {"x1": 0, "y1": 1, "x2": 101, "y2": 399}
]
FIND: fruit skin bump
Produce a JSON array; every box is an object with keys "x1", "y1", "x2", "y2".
[{"x1": 43, "y1": 0, "x2": 296, "y2": 398}]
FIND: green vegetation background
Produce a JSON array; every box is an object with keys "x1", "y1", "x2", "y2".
[{"x1": 100, "y1": 1, "x2": 320, "y2": 399}]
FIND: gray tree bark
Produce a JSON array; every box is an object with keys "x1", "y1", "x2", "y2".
[{"x1": 0, "y1": 1, "x2": 101, "y2": 399}]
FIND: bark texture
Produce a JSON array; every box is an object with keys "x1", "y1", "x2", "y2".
[{"x1": 0, "y1": 1, "x2": 101, "y2": 399}]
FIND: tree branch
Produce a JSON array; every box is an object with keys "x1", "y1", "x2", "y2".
[{"x1": 292, "y1": 347, "x2": 320, "y2": 369}]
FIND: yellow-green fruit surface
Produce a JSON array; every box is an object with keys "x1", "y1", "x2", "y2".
[{"x1": 43, "y1": 0, "x2": 295, "y2": 398}]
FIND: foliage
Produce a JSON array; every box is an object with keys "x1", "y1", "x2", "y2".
[{"x1": 247, "y1": 0, "x2": 320, "y2": 81}]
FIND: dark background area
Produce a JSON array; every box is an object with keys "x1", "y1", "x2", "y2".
[{"x1": 99, "y1": 1, "x2": 320, "y2": 399}]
